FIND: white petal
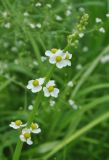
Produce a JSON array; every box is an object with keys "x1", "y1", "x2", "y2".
[
  {"x1": 31, "y1": 86, "x2": 42, "y2": 93},
  {"x1": 9, "y1": 122, "x2": 19, "y2": 129},
  {"x1": 56, "y1": 61, "x2": 65, "y2": 69},
  {"x1": 51, "y1": 88, "x2": 59, "y2": 98},
  {"x1": 27, "y1": 138, "x2": 33, "y2": 145},
  {"x1": 38, "y1": 78, "x2": 45, "y2": 85},
  {"x1": 64, "y1": 60, "x2": 71, "y2": 66},
  {"x1": 27, "y1": 80, "x2": 33, "y2": 89},
  {"x1": 32, "y1": 128, "x2": 41, "y2": 134},
  {"x1": 22, "y1": 128, "x2": 31, "y2": 134},
  {"x1": 46, "y1": 80, "x2": 55, "y2": 87},
  {"x1": 20, "y1": 135, "x2": 26, "y2": 142},
  {"x1": 43, "y1": 87, "x2": 50, "y2": 97},
  {"x1": 49, "y1": 55, "x2": 56, "y2": 64},
  {"x1": 45, "y1": 50, "x2": 52, "y2": 57},
  {"x1": 21, "y1": 123, "x2": 27, "y2": 127}
]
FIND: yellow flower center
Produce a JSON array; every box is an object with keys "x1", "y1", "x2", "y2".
[
  {"x1": 51, "y1": 48, "x2": 58, "y2": 53},
  {"x1": 24, "y1": 132, "x2": 31, "y2": 139},
  {"x1": 15, "y1": 120, "x2": 22, "y2": 126},
  {"x1": 55, "y1": 56, "x2": 62, "y2": 62},
  {"x1": 31, "y1": 123, "x2": 38, "y2": 129},
  {"x1": 32, "y1": 80, "x2": 39, "y2": 87},
  {"x1": 65, "y1": 54, "x2": 70, "y2": 59},
  {"x1": 48, "y1": 86, "x2": 54, "y2": 92}
]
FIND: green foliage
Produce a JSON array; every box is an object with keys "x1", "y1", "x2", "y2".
[{"x1": 0, "y1": 0, "x2": 109, "y2": 160}]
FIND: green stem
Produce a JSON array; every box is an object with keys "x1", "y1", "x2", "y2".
[
  {"x1": 13, "y1": 139, "x2": 23, "y2": 160},
  {"x1": 12, "y1": 65, "x2": 55, "y2": 160},
  {"x1": 43, "y1": 111, "x2": 109, "y2": 159}
]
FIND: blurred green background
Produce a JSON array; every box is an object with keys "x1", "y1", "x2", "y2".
[{"x1": 0, "y1": 0, "x2": 109, "y2": 159}]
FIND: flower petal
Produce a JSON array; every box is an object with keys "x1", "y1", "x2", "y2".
[
  {"x1": 51, "y1": 88, "x2": 59, "y2": 97},
  {"x1": 32, "y1": 128, "x2": 41, "y2": 134},
  {"x1": 56, "y1": 61, "x2": 65, "y2": 69},
  {"x1": 45, "y1": 50, "x2": 51, "y2": 56},
  {"x1": 38, "y1": 78, "x2": 45, "y2": 85},
  {"x1": 46, "y1": 80, "x2": 55, "y2": 87},
  {"x1": 27, "y1": 80, "x2": 33, "y2": 89},
  {"x1": 20, "y1": 135, "x2": 26, "y2": 142},
  {"x1": 27, "y1": 138, "x2": 33, "y2": 145},
  {"x1": 31, "y1": 86, "x2": 42, "y2": 93},
  {"x1": 43, "y1": 87, "x2": 50, "y2": 97}
]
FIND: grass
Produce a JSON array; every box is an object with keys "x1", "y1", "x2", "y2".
[{"x1": 0, "y1": 0, "x2": 109, "y2": 160}]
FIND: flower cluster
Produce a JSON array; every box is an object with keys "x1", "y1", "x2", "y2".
[
  {"x1": 45, "y1": 48, "x2": 72, "y2": 69},
  {"x1": 27, "y1": 78, "x2": 59, "y2": 98},
  {"x1": 9, "y1": 120, "x2": 41, "y2": 145}
]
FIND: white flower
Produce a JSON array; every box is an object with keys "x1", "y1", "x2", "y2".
[
  {"x1": 46, "y1": 4, "x2": 52, "y2": 8},
  {"x1": 83, "y1": 46, "x2": 88, "y2": 52},
  {"x1": 76, "y1": 64, "x2": 83, "y2": 70},
  {"x1": 65, "y1": 10, "x2": 71, "y2": 16},
  {"x1": 79, "y1": 33, "x2": 84, "y2": 38},
  {"x1": 23, "y1": 12, "x2": 29, "y2": 17},
  {"x1": 20, "y1": 128, "x2": 33, "y2": 145},
  {"x1": 49, "y1": 99, "x2": 55, "y2": 107},
  {"x1": 45, "y1": 48, "x2": 59, "y2": 57},
  {"x1": 99, "y1": 27, "x2": 105, "y2": 33},
  {"x1": 67, "y1": 81, "x2": 74, "y2": 87},
  {"x1": 9, "y1": 120, "x2": 26, "y2": 129},
  {"x1": 41, "y1": 56, "x2": 47, "y2": 62},
  {"x1": 106, "y1": 13, "x2": 109, "y2": 17},
  {"x1": 27, "y1": 78, "x2": 45, "y2": 93},
  {"x1": 30, "y1": 123, "x2": 41, "y2": 134},
  {"x1": 63, "y1": 51, "x2": 72, "y2": 67},
  {"x1": 35, "y1": 2, "x2": 42, "y2": 7},
  {"x1": 100, "y1": 55, "x2": 109, "y2": 63},
  {"x1": 95, "y1": 18, "x2": 102, "y2": 23},
  {"x1": 4, "y1": 22, "x2": 11, "y2": 29},
  {"x1": 43, "y1": 80, "x2": 59, "y2": 98},
  {"x1": 55, "y1": 15, "x2": 62, "y2": 21},
  {"x1": 49, "y1": 50, "x2": 66, "y2": 69},
  {"x1": 29, "y1": 23, "x2": 36, "y2": 29},
  {"x1": 36, "y1": 23, "x2": 42, "y2": 28},
  {"x1": 28, "y1": 105, "x2": 33, "y2": 110},
  {"x1": 68, "y1": 99, "x2": 78, "y2": 110}
]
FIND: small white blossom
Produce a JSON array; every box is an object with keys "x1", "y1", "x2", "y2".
[
  {"x1": 95, "y1": 18, "x2": 102, "y2": 23},
  {"x1": 30, "y1": 123, "x2": 41, "y2": 134},
  {"x1": 29, "y1": 23, "x2": 36, "y2": 29},
  {"x1": 9, "y1": 120, "x2": 26, "y2": 129},
  {"x1": 79, "y1": 33, "x2": 84, "y2": 38},
  {"x1": 76, "y1": 64, "x2": 83, "y2": 70},
  {"x1": 63, "y1": 51, "x2": 72, "y2": 67},
  {"x1": 79, "y1": 7, "x2": 85, "y2": 12},
  {"x1": 55, "y1": 15, "x2": 62, "y2": 21},
  {"x1": 2, "y1": 11, "x2": 8, "y2": 17},
  {"x1": 67, "y1": 81, "x2": 74, "y2": 87},
  {"x1": 45, "y1": 48, "x2": 59, "y2": 57},
  {"x1": 46, "y1": 4, "x2": 52, "y2": 8},
  {"x1": 68, "y1": 99, "x2": 78, "y2": 110},
  {"x1": 49, "y1": 99, "x2": 55, "y2": 107},
  {"x1": 20, "y1": 128, "x2": 33, "y2": 145},
  {"x1": 43, "y1": 80, "x2": 59, "y2": 98},
  {"x1": 23, "y1": 12, "x2": 29, "y2": 17},
  {"x1": 4, "y1": 22, "x2": 11, "y2": 29},
  {"x1": 36, "y1": 23, "x2": 42, "y2": 28},
  {"x1": 100, "y1": 55, "x2": 109, "y2": 63},
  {"x1": 27, "y1": 78, "x2": 45, "y2": 93},
  {"x1": 35, "y1": 2, "x2": 42, "y2": 7},
  {"x1": 65, "y1": 10, "x2": 72, "y2": 16},
  {"x1": 49, "y1": 50, "x2": 66, "y2": 69},
  {"x1": 99, "y1": 27, "x2": 105, "y2": 33},
  {"x1": 83, "y1": 46, "x2": 88, "y2": 52},
  {"x1": 28, "y1": 105, "x2": 33, "y2": 110},
  {"x1": 41, "y1": 56, "x2": 47, "y2": 62},
  {"x1": 106, "y1": 13, "x2": 109, "y2": 17}
]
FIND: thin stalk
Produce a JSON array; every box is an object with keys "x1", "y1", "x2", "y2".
[{"x1": 43, "y1": 111, "x2": 109, "y2": 159}]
